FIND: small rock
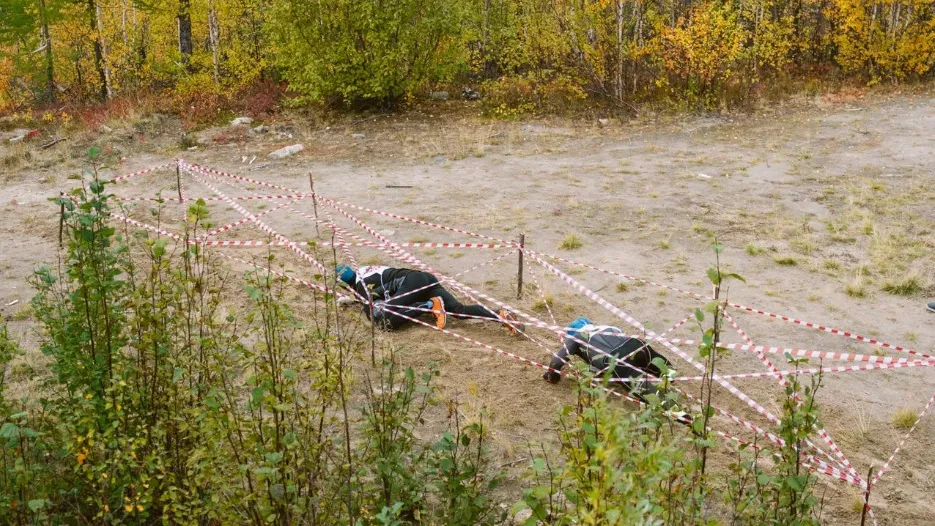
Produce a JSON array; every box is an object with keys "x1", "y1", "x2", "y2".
[
  {"x1": 429, "y1": 91, "x2": 449, "y2": 101},
  {"x1": 9, "y1": 135, "x2": 25, "y2": 144},
  {"x1": 597, "y1": 118, "x2": 609, "y2": 127},
  {"x1": 513, "y1": 508, "x2": 533, "y2": 524},
  {"x1": 351, "y1": 133, "x2": 366, "y2": 139},
  {"x1": 187, "y1": 146, "x2": 198, "y2": 151},
  {"x1": 268, "y1": 144, "x2": 304, "y2": 159},
  {"x1": 99, "y1": 124, "x2": 113, "y2": 134},
  {"x1": 432, "y1": 155, "x2": 447, "y2": 165},
  {"x1": 231, "y1": 116, "x2": 254, "y2": 126},
  {"x1": 696, "y1": 173, "x2": 711, "y2": 179},
  {"x1": 378, "y1": 229, "x2": 396, "y2": 237},
  {"x1": 250, "y1": 125, "x2": 269, "y2": 135},
  {"x1": 462, "y1": 86, "x2": 481, "y2": 100}
]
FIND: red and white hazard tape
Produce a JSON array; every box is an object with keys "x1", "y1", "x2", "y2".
[
  {"x1": 659, "y1": 360, "x2": 934, "y2": 382},
  {"x1": 320, "y1": 196, "x2": 513, "y2": 244},
  {"x1": 189, "y1": 170, "x2": 328, "y2": 274},
  {"x1": 658, "y1": 339, "x2": 935, "y2": 366},
  {"x1": 201, "y1": 196, "x2": 306, "y2": 239},
  {"x1": 528, "y1": 253, "x2": 782, "y2": 427},
  {"x1": 116, "y1": 193, "x2": 313, "y2": 203},
  {"x1": 530, "y1": 249, "x2": 930, "y2": 361},
  {"x1": 726, "y1": 302, "x2": 933, "y2": 360},
  {"x1": 180, "y1": 160, "x2": 298, "y2": 193},
  {"x1": 870, "y1": 389, "x2": 935, "y2": 486},
  {"x1": 111, "y1": 162, "x2": 177, "y2": 183}
]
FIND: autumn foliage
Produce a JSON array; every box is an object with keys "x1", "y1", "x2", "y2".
[{"x1": 0, "y1": 0, "x2": 933, "y2": 114}]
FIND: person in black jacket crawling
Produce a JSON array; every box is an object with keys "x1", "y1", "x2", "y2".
[
  {"x1": 336, "y1": 264, "x2": 517, "y2": 332},
  {"x1": 543, "y1": 317, "x2": 672, "y2": 399},
  {"x1": 544, "y1": 317, "x2": 693, "y2": 426}
]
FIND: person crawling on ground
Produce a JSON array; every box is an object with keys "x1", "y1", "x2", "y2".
[
  {"x1": 335, "y1": 264, "x2": 518, "y2": 332},
  {"x1": 543, "y1": 317, "x2": 690, "y2": 423}
]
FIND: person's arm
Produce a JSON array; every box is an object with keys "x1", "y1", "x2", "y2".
[{"x1": 544, "y1": 339, "x2": 579, "y2": 383}]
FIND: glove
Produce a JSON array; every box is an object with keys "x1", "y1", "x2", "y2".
[{"x1": 543, "y1": 370, "x2": 562, "y2": 384}]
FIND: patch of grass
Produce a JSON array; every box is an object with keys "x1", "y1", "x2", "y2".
[
  {"x1": 616, "y1": 282, "x2": 629, "y2": 293},
  {"x1": 745, "y1": 244, "x2": 764, "y2": 256},
  {"x1": 362, "y1": 255, "x2": 382, "y2": 265},
  {"x1": 449, "y1": 252, "x2": 464, "y2": 259},
  {"x1": 845, "y1": 281, "x2": 866, "y2": 298},
  {"x1": 558, "y1": 234, "x2": 582, "y2": 250},
  {"x1": 822, "y1": 258, "x2": 841, "y2": 271},
  {"x1": 904, "y1": 331, "x2": 917, "y2": 343},
  {"x1": 764, "y1": 290, "x2": 779, "y2": 297},
  {"x1": 881, "y1": 275, "x2": 924, "y2": 296},
  {"x1": 658, "y1": 236, "x2": 670, "y2": 250},
  {"x1": 773, "y1": 255, "x2": 798, "y2": 266},
  {"x1": 409, "y1": 236, "x2": 430, "y2": 244},
  {"x1": 790, "y1": 236, "x2": 817, "y2": 256},
  {"x1": 67, "y1": 173, "x2": 82, "y2": 180},
  {"x1": 531, "y1": 295, "x2": 554, "y2": 312},
  {"x1": 891, "y1": 408, "x2": 917, "y2": 430},
  {"x1": 11, "y1": 304, "x2": 33, "y2": 321},
  {"x1": 807, "y1": 294, "x2": 821, "y2": 302}
]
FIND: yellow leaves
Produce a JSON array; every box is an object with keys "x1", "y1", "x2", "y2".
[
  {"x1": 76, "y1": 451, "x2": 87, "y2": 465},
  {"x1": 124, "y1": 504, "x2": 133, "y2": 512}
]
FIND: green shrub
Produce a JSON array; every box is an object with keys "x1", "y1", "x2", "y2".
[{"x1": 270, "y1": 0, "x2": 469, "y2": 106}]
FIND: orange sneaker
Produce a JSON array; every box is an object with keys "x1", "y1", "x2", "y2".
[
  {"x1": 500, "y1": 309, "x2": 518, "y2": 335},
  {"x1": 429, "y1": 296, "x2": 446, "y2": 329}
]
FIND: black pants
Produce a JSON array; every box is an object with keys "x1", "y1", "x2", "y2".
[{"x1": 375, "y1": 272, "x2": 499, "y2": 330}]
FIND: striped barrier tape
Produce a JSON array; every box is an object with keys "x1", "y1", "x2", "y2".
[
  {"x1": 654, "y1": 360, "x2": 934, "y2": 382},
  {"x1": 527, "y1": 252, "x2": 784, "y2": 427},
  {"x1": 188, "y1": 170, "x2": 328, "y2": 274},
  {"x1": 660, "y1": 339, "x2": 935, "y2": 366},
  {"x1": 528, "y1": 249, "x2": 931, "y2": 361},
  {"x1": 110, "y1": 161, "x2": 177, "y2": 183},
  {"x1": 200, "y1": 196, "x2": 306, "y2": 239},
  {"x1": 318, "y1": 195, "x2": 513, "y2": 244},
  {"x1": 180, "y1": 160, "x2": 298, "y2": 193},
  {"x1": 870, "y1": 389, "x2": 935, "y2": 486},
  {"x1": 116, "y1": 193, "x2": 314, "y2": 203}
]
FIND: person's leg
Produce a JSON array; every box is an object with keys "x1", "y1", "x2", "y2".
[{"x1": 430, "y1": 285, "x2": 499, "y2": 320}]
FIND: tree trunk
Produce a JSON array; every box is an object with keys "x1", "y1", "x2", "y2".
[
  {"x1": 208, "y1": 5, "x2": 220, "y2": 84},
  {"x1": 178, "y1": 0, "x2": 194, "y2": 69},
  {"x1": 37, "y1": 0, "x2": 56, "y2": 103},
  {"x1": 96, "y1": 0, "x2": 113, "y2": 98},
  {"x1": 87, "y1": 0, "x2": 109, "y2": 100}
]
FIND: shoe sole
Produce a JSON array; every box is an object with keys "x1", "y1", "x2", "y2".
[
  {"x1": 431, "y1": 297, "x2": 446, "y2": 329},
  {"x1": 928, "y1": 305, "x2": 935, "y2": 313}
]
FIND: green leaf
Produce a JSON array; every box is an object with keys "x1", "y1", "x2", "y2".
[
  {"x1": 706, "y1": 267, "x2": 721, "y2": 285},
  {"x1": 694, "y1": 308, "x2": 704, "y2": 322},
  {"x1": 0, "y1": 422, "x2": 20, "y2": 439},
  {"x1": 265, "y1": 452, "x2": 284, "y2": 463},
  {"x1": 27, "y1": 499, "x2": 46, "y2": 512}
]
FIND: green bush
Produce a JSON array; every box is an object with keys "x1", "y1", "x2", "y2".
[{"x1": 270, "y1": 0, "x2": 469, "y2": 106}]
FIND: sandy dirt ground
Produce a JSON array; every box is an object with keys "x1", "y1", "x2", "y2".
[{"x1": 1, "y1": 89, "x2": 934, "y2": 524}]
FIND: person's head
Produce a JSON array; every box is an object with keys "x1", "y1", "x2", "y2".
[
  {"x1": 335, "y1": 265, "x2": 356, "y2": 286},
  {"x1": 565, "y1": 317, "x2": 592, "y2": 338}
]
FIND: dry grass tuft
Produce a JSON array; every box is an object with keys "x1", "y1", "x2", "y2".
[
  {"x1": 616, "y1": 282, "x2": 629, "y2": 293},
  {"x1": 892, "y1": 408, "x2": 918, "y2": 430},
  {"x1": 531, "y1": 295, "x2": 554, "y2": 313},
  {"x1": 773, "y1": 255, "x2": 798, "y2": 266},
  {"x1": 745, "y1": 243, "x2": 764, "y2": 256},
  {"x1": 881, "y1": 275, "x2": 924, "y2": 296},
  {"x1": 558, "y1": 234, "x2": 582, "y2": 250}
]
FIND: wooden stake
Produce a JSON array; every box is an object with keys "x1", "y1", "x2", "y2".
[
  {"x1": 176, "y1": 161, "x2": 183, "y2": 202},
  {"x1": 309, "y1": 172, "x2": 320, "y2": 236},
  {"x1": 517, "y1": 233, "x2": 525, "y2": 299},
  {"x1": 57, "y1": 192, "x2": 65, "y2": 248},
  {"x1": 860, "y1": 466, "x2": 874, "y2": 526}
]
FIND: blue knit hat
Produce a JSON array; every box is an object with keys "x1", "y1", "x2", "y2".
[
  {"x1": 335, "y1": 265, "x2": 356, "y2": 285},
  {"x1": 566, "y1": 317, "x2": 592, "y2": 337}
]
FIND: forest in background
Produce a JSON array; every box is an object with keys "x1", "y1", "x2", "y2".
[{"x1": 0, "y1": 0, "x2": 933, "y2": 119}]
